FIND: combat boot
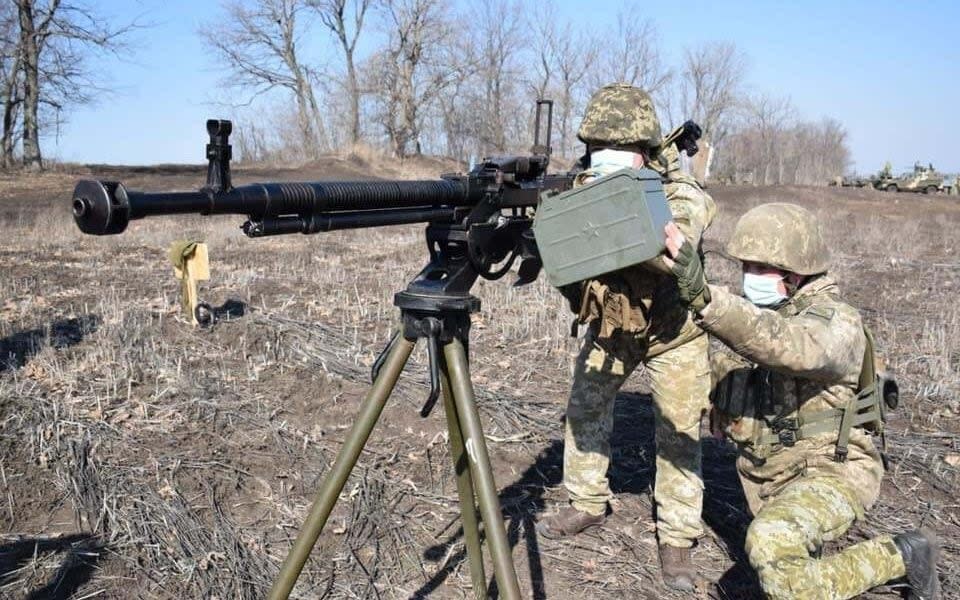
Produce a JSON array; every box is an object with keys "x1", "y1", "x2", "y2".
[
  {"x1": 535, "y1": 506, "x2": 605, "y2": 539},
  {"x1": 893, "y1": 528, "x2": 940, "y2": 600},
  {"x1": 659, "y1": 544, "x2": 701, "y2": 592}
]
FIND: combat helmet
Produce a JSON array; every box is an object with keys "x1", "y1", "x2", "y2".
[
  {"x1": 577, "y1": 83, "x2": 662, "y2": 150},
  {"x1": 726, "y1": 203, "x2": 830, "y2": 275}
]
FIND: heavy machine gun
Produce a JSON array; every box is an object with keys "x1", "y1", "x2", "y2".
[
  {"x1": 71, "y1": 101, "x2": 573, "y2": 599},
  {"x1": 72, "y1": 101, "x2": 569, "y2": 286}
]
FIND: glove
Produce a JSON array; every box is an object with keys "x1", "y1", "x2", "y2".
[{"x1": 670, "y1": 241, "x2": 711, "y2": 312}]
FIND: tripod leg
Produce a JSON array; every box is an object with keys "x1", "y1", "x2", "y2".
[
  {"x1": 439, "y1": 358, "x2": 488, "y2": 598},
  {"x1": 268, "y1": 336, "x2": 416, "y2": 600},
  {"x1": 444, "y1": 338, "x2": 522, "y2": 600}
]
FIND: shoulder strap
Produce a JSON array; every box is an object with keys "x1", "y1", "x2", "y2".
[{"x1": 836, "y1": 325, "x2": 885, "y2": 462}]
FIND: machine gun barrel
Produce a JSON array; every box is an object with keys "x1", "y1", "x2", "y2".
[{"x1": 72, "y1": 178, "x2": 473, "y2": 236}]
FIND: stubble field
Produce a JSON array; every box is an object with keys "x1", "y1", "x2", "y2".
[{"x1": 0, "y1": 158, "x2": 958, "y2": 599}]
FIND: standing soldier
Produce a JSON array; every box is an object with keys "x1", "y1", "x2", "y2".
[
  {"x1": 536, "y1": 83, "x2": 717, "y2": 592},
  {"x1": 664, "y1": 203, "x2": 940, "y2": 599}
]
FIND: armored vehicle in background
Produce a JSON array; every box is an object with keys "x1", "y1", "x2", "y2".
[
  {"x1": 872, "y1": 162, "x2": 945, "y2": 193},
  {"x1": 943, "y1": 175, "x2": 958, "y2": 196},
  {"x1": 829, "y1": 175, "x2": 870, "y2": 187}
]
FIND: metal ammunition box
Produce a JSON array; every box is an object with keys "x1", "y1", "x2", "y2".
[{"x1": 533, "y1": 168, "x2": 670, "y2": 287}]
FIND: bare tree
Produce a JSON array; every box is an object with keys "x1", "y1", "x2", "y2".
[
  {"x1": 203, "y1": 0, "x2": 327, "y2": 156},
  {"x1": 529, "y1": 13, "x2": 596, "y2": 160},
  {"x1": 12, "y1": 0, "x2": 133, "y2": 169},
  {"x1": 527, "y1": 14, "x2": 553, "y2": 104},
  {"x1": 747, "y1": 94, "x2": 795, "y2": 184},
  {"x1": 587, "y1": 12, "x2": 672, "y2": 98},
  {"x1": 14, "y1": 0, "x2": 43, "y2": 168},
  {"x1": 309, "y1": 0, "x2": 372, "y2": 146},
  {"x1": 713, "y1": 95, "x2": 848, "y2": 185},
  {"x1": 678, "y1": 41, "x2": 746, "y2": 146},
  {"x1": 432, "y1": 33, "x2": 479, "y2": 161},
  {"x1": 813, "y1": 117, "x2": 850, "y2": 181},
  {"x1": 465, "y1": 0, "x2": 525, "y2": 153},
  {"x1": 1, "y1": 5, "x2": 22, "y2": 167},
  {"x1": 371, "y1": 0, "x2": 453, "y2": 157}
]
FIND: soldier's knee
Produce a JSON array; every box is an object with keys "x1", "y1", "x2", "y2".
[
  {"x1": 754, "y1": 556, "x2": 820, "y2": 600},
  {"x1": 745, "y1": 516, "x2": 801, "y2": 568},
  {"x1": 755, "y1": 562, "x2": 815, "y2": 600},
  {"x1": 746, "y1": 519, "x2": 817, "y2": 599}
]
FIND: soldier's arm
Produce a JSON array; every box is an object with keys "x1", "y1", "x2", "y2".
[
  {"x1": 696, "y1": 286, "x2": 864, "y2": 383},
  {"x1": 665, "y1": 182, "x2": 717, "y2": 249},
  {"x1": 709, "y1": 344, "x2": 751, "y2": 387}
]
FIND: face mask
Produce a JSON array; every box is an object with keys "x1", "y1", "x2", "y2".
[
  {"x1": 588, "y1": 148, "x2": 641, "y2": 177},
  {"x1": 742, "y1": 272, "x2": 787, "y2": 307}
]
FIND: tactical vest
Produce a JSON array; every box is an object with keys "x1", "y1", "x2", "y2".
[
  {"x1": 561, "y1": 168, "x2": 698, "y2": 339},
  {"x1": 717, "y1": 325, "x2": 898, "y2": 465}
]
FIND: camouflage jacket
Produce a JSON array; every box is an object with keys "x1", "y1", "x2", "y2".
[
  {"x1": 573, "y1": 173, "x2": 717, "y2": 350},
  {"x1": 700, "y1": 276, "x2": 884, "y2": 515}
]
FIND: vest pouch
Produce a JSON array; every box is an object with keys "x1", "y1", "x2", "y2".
[
  {"x1": 577, "y1": 274, "x2": 650, "y2": 339},
  {"x1": 711, "y1": 366, "x2": 769, "y2": 460}
]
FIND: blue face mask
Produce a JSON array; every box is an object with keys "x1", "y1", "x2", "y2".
[{"x1": 743, "y1": 272, "x2": 787, "y2": 307}]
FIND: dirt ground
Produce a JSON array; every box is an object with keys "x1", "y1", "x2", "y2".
[{"x1": 0, "y1": 158, "x2": 958, "y2": 599}]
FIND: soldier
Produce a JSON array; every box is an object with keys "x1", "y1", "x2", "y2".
[
  {"x1": 663, "y1": 203, "x2": 940, "y2": 599},
  {"x1": 536, "y1": 83, "x2": 717, "y2": 591}
]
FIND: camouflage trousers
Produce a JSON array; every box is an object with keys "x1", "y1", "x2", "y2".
[
  {"x1": 745, "y1": 476, "x2": 906, "y2": 600},
  {"x1": 563, "y1": 327, "x2": 710, "y2": 547}
]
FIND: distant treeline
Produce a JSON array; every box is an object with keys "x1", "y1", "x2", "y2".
[
  {"x1": 207, "y1": 0, "x2": 852, "y2": 186},
  {"x1": 0, "y1": 0, "x2": 850, "y2": 184}
]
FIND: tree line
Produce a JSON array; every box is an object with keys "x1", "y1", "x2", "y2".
[
  {"x1": 207, "y1": 0, "x2": 852, "y2": 185},
  {"x1": 0, "y1": 0, "x2": 851, "y2": 184}
]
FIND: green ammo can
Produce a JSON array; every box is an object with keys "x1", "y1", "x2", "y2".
[{"x1": 533, "y1": 168, "x2": 671, "y2": 288}]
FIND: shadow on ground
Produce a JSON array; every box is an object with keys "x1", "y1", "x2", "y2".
[
  {"x1": 0, "y1": 315, "x2": 100, "y2": 372},
  {"x1": 0, "y1": 533, "x2": 105, "y2": 600},
  {"x1": 410, "y1": 390, "x2": 764, "y2": 599},
  {"x1": 701, "y1": 436, "x2": 760, "y2": 598}
]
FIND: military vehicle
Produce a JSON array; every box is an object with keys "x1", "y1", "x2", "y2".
[
  {"x1": 872, "y1": 163, "x2": 945, "y2": 194},
  {"x1": 829, "y1": 175, "x2": 870, "y2": 187},
  {"x1": 943, "y1": 175, "x2": 958, "y2": 196}
]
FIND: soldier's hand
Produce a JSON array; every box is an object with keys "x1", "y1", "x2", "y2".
[{"x1": 663, "y1": 222, "x2": 711, "y2": 311}]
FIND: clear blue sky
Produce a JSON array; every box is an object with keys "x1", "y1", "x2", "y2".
[{"x1": 50, "y1": 0, "x2": 960, "y2": 174}]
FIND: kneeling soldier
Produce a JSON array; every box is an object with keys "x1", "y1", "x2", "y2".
[{"x1": 664, "y1": 203, "x2": 939, "y2": 600}]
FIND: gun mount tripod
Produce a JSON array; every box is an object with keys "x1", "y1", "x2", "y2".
[
  {"x1": 268, "y1": 221, "x2": 524, "y2": 600},
  {"x1": 70, "y1": 101, "x2": 569, "y2": 600}
]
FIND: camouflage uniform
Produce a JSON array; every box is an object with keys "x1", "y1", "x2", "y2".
[
  {"x1": 561, "y1": 84, "x2": 717, "y2": 548},
  {"x1": 699, "y1": 204, "x2": 907, "y2": 599}
]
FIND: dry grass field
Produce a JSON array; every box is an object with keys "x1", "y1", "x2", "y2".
[{"x1": 0, "y1": 158, "x2": 958, "y2": 599}]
